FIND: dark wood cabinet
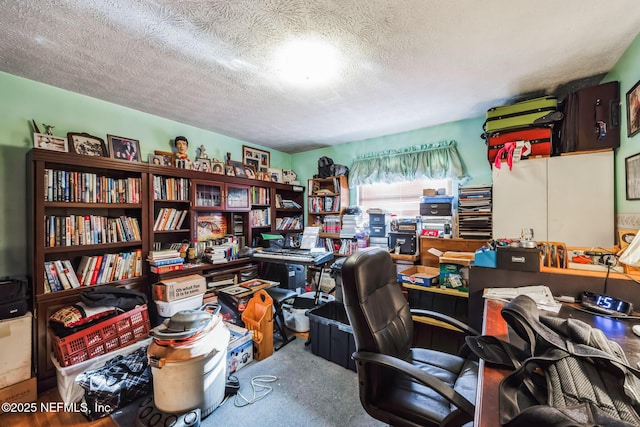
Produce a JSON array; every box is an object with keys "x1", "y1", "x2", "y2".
[{"x1": 29, "y1": 150, "x2": 306, "y2": 389}]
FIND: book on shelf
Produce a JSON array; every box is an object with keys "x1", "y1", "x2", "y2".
[
  {"x1": 150, "y1": 263, "x2": 185, "y2": 274},
  {"x1": 148, "y1": 249, "x2": 181, "y2": 260},
  {"x1": 148, "y1": 256, "x2": 184, "y2": 266},
  {"x1": 89, "y1": 255, "x2": 104, "y2": 285},
  {"x1": 53, "y1": 260, "x2": 72, "y2": 290},
  {"x1": 62, "y1": 259, "x2": 81, "y2": 288},
  {"x1": 44, "y1": 261, "x2": 62, "y2": 292}
]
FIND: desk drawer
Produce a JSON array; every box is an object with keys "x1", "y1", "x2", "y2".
[{"x1": 420, "y1": 203, "x2": 452, "y2": 216}]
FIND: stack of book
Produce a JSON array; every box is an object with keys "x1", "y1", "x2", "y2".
[{"x1": 147, "y1": 249, "x2": 185, "y2": 274}]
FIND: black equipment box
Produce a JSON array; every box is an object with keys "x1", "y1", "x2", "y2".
[
  {"x1": 0, "y1": 276, "x2": 28, "y2": 319},
  {"x1": 389, "y1": 232, "x2": 417, "y2": 255},
  {"x1": 369, "y1": 224, "x2": 387, "y2": 237},
  {"x1": 497, "y1": 247, "x2": 540, "y2": 272},
  {"x1": 420, "y1": 203, "x2": 452, "y2": 216}
]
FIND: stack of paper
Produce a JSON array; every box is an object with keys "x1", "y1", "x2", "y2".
[{"x1": 483, "y1": 285, "x2": 562, "y2": 313}]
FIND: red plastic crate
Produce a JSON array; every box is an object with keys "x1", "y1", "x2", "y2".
[{"x1": 50, "y1": 304, "x2": 150, "y2": 367}]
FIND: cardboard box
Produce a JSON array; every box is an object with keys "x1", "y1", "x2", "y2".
[
  {"x1": 153, "y1": 274, "x2": 207, "y2": 302},
  {"x1": 0, "y1": 312, "x2": 32, "y2": 389},
  {"x1": 397, "y1": 266, "x2": 440, "y2": 287},
  {"x1": 226, "y1": 322, "x2": 253, "y2": 374},
  {"x1": 0, "y1": 376, "x2": 37, "y2": 414},
  {"x1": 439, "y1": 252, "x2": 474, "y2": 291}
]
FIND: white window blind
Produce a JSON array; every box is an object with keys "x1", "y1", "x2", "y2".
[{"x1": 357, "y1": 178, "x2": 453, "y2": 218}]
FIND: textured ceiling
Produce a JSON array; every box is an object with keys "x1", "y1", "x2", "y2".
[{"x1": 1, "y1": 1, "x2": 639, "y2": 153}]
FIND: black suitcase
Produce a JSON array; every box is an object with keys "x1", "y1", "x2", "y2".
[{"x1": 559, "y1": 81, "x2": 621, "y2": 153}]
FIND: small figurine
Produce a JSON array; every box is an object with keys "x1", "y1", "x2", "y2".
[
  {"x1": 174, "y1": 136, "x2": 189, "y2": 160},
  {"x1": 226, "y1": 152, "x2": 231, "y2": 165},
  {"x1": 198, "y1": 144, "x2": 208, "y2": 159},
  {"x1": 43, "y1": 124, "x2": 55, "y2": 135}
]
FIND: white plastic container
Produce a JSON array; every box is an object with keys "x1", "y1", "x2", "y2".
[
  {"x1": 148, "y1": 310, "x2": 230, "y2": 417},
  {"x1": 0, "y1": 312, "x2": 32, "y2": 388},
  {"x1": 282, "y1": 292, "x2": 334, "y2": 333},
  {"x1": 155, "y1": 293, "x2": 204, "y2": 317}
]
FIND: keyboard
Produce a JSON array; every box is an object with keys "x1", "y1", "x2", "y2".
[{"x1": 252, "y1": 248, "x2": 334, "y2": 265}]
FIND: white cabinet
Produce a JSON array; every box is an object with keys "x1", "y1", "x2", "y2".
[{"x1": 492, "y1": 151, "x2": 614, "y2": 247}]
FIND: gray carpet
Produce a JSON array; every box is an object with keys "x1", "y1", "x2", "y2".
[{"x1": 112, "y1": 336, "x2": 386, "y2": 426}]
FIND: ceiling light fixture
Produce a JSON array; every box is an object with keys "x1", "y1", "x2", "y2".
[{"x1": 274, "y1": 37, "x2": 341, "y2": 87}]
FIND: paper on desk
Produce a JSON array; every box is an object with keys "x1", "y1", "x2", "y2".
[{"x1": 483, "y1": 285, "x2": 562, "y2": 313}]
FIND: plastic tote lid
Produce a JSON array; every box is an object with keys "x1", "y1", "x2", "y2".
[{"x1": 151, "y1": 309, "x2": 213, "y2": 340}]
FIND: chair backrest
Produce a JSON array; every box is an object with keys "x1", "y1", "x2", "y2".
[{"x1": 341, "y1": 248, "x2": 413, "y2": 360}]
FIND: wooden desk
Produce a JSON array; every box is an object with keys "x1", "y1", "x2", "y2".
[{"x1": 475, "y1": 298, "x2": 640, "y2": 426}]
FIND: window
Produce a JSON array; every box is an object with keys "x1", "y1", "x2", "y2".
[{"x1": 357, "y1": 178, "x2": 453, "y2": 218}]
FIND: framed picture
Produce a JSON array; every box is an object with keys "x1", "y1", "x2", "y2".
[
  {"x1": 153, "y1": 150, "x2": 174, "y2": 166},
  {"x1": 625, "y1": 152, "x2": 640, "y2": 200},
  {"x1": 244, "y1": 164, "x2": 256, "y2": 180},
  {"x1": 229, "y1": 160, "x2": 246, "y2": 178},
  {"x1": 225, "y1": 165, "x2": 235, "y2": 176},
  {"x1": 618, "y1": 229, "x2": 638, "y2": 250},
  {"x1": 33, "y1": 133, "x2": 68, "y2": 152},
  {"x1": 282, "y1": 169, "x2": 297, "y2": 184},
  {"x1": 175, "y1": 158, "x2": 191, "y2": 169},
  {"x1": 243, "y1": 145, "x2": 270, "y2": 172},
  {"x1": 267, "y1": 167, "x2": 283, "y2": 183},
  {"x1": 627, "y1": 79, "x2": 640, "y2": 138},
  {"x1": 67, "y1": 132, "x2": 107, "y2": 157},
  {"x1": 211, "y1": 161, "x2": 225, "y2": 175},
  {"x1": 107, "y1": 134, "x2": 141, "y2": 162},
  {"x1": 193, "y1": 158, "x2": 212, "y2": 173}
]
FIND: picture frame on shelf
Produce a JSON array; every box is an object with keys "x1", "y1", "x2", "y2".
[
  {"x1": 282, "y1": 169, "x2": 297, "y2": 184},
  {"x1": 33, "y1": 133, "x2": 68, "y2": 152},
  {"x1": 193, "y1": 158, "x2": 212, "y2": 173},
  {"x1": 627, "y1": 79, "x2": 640, "y2": 138},
  {"x1": 153, "y1": 150, "x2": 174, "y2": 166},
  {"x1": 175, "y1": 158, "x2": 191, "y2": 169},
  {"x1": 67, "y1": 132, "x2": 107, "y2": 157},
  {"x1": 211, "y1": 161, "x2": 225, "y2": 175},
  {"x1": 243, "y1": 164, "x2": 256, "y2": 180},
  {"x1": 225, "y1": 164, "x2": 235, "y2": 176},
  {"x1": 267, "y1": 167, "x2": 283, "y2": 183},
  {"x1": 625, "y1": 152, "x2": 640, "y2": 200},
  {"x1": 229, "y1": 160, "x2": 246, "y2": 178},
  {"x1": 618, "y1": 229, "x2": 637, "y2": 250},
  {"x1": 107, "y1": 134, "x2": 141, "y2": 162},
  {"x1": 242, "y1": 145, "x2": 270, "y2": 172}
]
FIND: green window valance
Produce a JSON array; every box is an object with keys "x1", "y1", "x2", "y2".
[{"x1": 348, "y1": 140, "x2": 469, "y2": 187}]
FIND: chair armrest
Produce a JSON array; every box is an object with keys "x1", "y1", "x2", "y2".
[
  {"x1": 410, "y1": 308, "x2": 480, "y2": 336},
  {"x1": 352, "y1": 350, "x2": 476, "y2": 420}
]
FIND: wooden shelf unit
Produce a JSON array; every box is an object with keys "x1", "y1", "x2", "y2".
[{"x1": 29, "y1": 150, "x2": 306, "y2": 389}]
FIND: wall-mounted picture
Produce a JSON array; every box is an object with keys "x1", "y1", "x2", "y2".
[
  {"x1": 625, "y1": 152, "x2": 640, "y2": 200},
  {"x1": 193, "y1": 158, "x2": 212, "y2": 173},
  {"x1": 244, "y1": 164, "x2": 256, "y2": 180},
  {"x1": 33, "y1": 133, "x2": 68, "y2": 152},
  {"x1": 67, "y1": 132, "x2": 107, "y2": 157},
  {"x1": 267, "y1": 167, "x2": 283, "y2": 183},
  {"x1": 229, "y1": 160, "x2": 246, "y2": 178},
  {"x1": 107, "y1": 134, "x2": 141, "y2": 162},
  {"x1": 225, "y1": 165, "x2": 235, "y2": 176},
  {"x1": 153, "y1": 150, "x2": 174, "y2": 166},
  {"x1": 211, "y1": 161, "x2": 225, "y2": 175},
  {"x1": 627, "y1": 79, "x2": 640, "y2": 138},
  {"x1": 243, "y1": 145, "x2": 270, "y2": 172}
]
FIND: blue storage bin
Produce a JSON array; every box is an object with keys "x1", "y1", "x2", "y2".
[
  {"x1": 420, "y1": 196, "x2": 453, "y2": 204},
  {"x1": 474, "y1": 249, "x2": 497, "y2": 268}
]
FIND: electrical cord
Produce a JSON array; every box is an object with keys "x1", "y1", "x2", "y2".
[{"x1": 234, "y1": 375, "x2": 278, "y2": 407}]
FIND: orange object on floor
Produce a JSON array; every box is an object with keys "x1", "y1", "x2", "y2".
[{"x1": 241, "y1": 290, "x2": 273, "y2": 361}]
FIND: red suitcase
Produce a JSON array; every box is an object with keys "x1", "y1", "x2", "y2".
[{"x1": 487, "y1": 127, "x2": 552, "y2": 164}]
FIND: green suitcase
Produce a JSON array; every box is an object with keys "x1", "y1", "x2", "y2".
[{"x1": 483, "y1": 96, "x2": 560, "y2": 134}]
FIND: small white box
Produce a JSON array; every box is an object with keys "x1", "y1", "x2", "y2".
[
  {"x1": 226, "y1": 322, "x2": 253, "y2": 374},
  {"x1": 0, "y1": 312, "x2": 32, "y2": 388},
  {"x1": 155, "y1": 293, "x2": 204, "y2": 318},
  {"x1": 52, "y1": 338, "x2": 151, "y2": 404}
]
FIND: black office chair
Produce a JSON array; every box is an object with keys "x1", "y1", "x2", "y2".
[{"x1": 341, "y1": 248, "x2": 479, "y2": 427}]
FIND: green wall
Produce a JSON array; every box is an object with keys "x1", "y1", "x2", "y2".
[
  {"x1": 1, "y1": 29, "x2": 638, "y2": 276},
  {"x1": 0, "y1": 71, "x2": 289, "y2": 276}
]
